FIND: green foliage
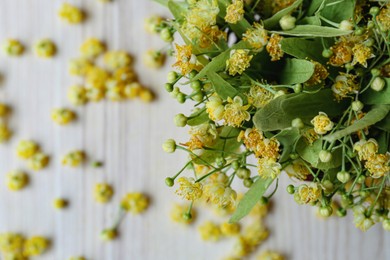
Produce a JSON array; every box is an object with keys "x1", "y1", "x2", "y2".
[
  {"x1": 273, "y1": 128, "x2": 301, "y2": 162},
  {"x1": 263, "y1": 0, "x2": 303, "y2": 29},
  {"x1": 208, "y1": 72, "x2": 239, "y2": 100},
  {"x1": 361, "y1": 78, "x2": 390, "y2": 105},
  {"x1": 273, "y1": 25, "x2": 352, "y2": 37},
  {"x1": 187, "y1": 109, "x2": 210, "y2": 126},
  {"x1": 279, "y1": 59, "x2": 315, "y2": 84},
  {"x1": 230, "y1": 178, "x2": 273, "y2": 223}
]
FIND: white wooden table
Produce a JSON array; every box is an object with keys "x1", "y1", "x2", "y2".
[{"x1": 0, "y1": 1, "x2": 388, "y2": 259}]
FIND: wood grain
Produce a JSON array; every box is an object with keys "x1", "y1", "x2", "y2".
[{"x1": 0, "y1": 1, "x2": 388, "y2": 259}]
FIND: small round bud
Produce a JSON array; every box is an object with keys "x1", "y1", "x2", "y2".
[
  {"x1": 351, "y1": 101, "x2": 364, "y2": 112},
  {"x1": 345, "y1": 63, "x2": 354, "y2": 70},
  {"x1": 190, "y1": 80, "x2": 202, "y2": 91},
  {"x1": 162, "y1": 139, "x2": 176, "y2": 153},
  {"x1": 182, "y1": 212, "x2": 192, "y2": 220},
  {"x1": 279, "y1": 15, "x2": 296, "y2": 31},
  {"x1": 274, "y1": 90, "x2": 285, "y2": 98},
  {"x1": 319, "y1": 206, "x2": 333, "y2": 217},
  {"x1": 337, "y1": 208, "x2": 347, "y2": 217},
  {"x1": 167, "y1": 71, "x2": 179, "y2": 83},
  {"x1": 231, "y1": 161, "x2": 240, "y2": 170},
  {"x1": 339, "y1": 20, "x2": 353, "y2": 31},
  {"x1": 322, "y1": 180, "x2": 334, "y2": 192},
  {"x1": 100, "y1": 228, "x2": 118, "y2": 241},
  {"x1": 292, "y1": 118, "x2": 304, "y2": 129},
  {"x1": 160, "y1": 28, "x2": 173, "y2": 42},
  {"x1": 357, "y1": 175, "x2": 365, "y2": 183},
  {"x1": 346, "y1": 150, "x2": 356, "y2": 158},
  {"x1": 165, "y1": 177, "x2": 174, "y2": 187},
  {"x1": 359, "y1": 190, "x2": 369, "y2": 198},
  {"x1": 371, "y1": 77, "x2": 386, "y2": 92},
  {"x1": 236, "y1": 167, "x2": 250, "y2": 179},
  {"x1": 243, "y1": 178, "x2": 253, "y2": 188},
  {"x1": 369, "y1": 7, "x2": 380, "y2": 16},
  {"x1": 287, "y1": 184, "x2": 295, "y2": 194},
  {"x1": 293, "y1": 83, "x2": 302, "y2": 93},
  {"x1": 322, "y1": 49, "x2": 333, "y2": 58},
  {"x1": 260, "y1": 196, "x2": 269, "y2": 205},
  {"x1": 170, "y1": 87, "x2": 180, "y2": 98},
  {"x1": 367, "y1": 20, "x2": 375, "y2": 29},
  {"x1": 165, "y1": 83, "x2": 174, "y2": 92},
  {"x1": 354, "y1": 27, "x2": 364, "y2": 36},
  {"x1": 192, "y1": 92, "x2": 204, "y2": 102},
  {"x1": 176, "y1": 93, "x2": 186, "y2": 104},
  {"x1": 319, "y1": 150, "x2": 332, "y2": 163},
  {"x1": 174, "y1": 113, "x2": 188, "y2": 127},
  {"x1": 364, "y1": 38, "x2": 375, "y2": 47},
  {"x1": 337, "y1": 171, "x2": 350, "y2": 183},
  {"x1": 53, "y1": 198, "x2": 68, "y2": 210},
  {"x1": 216, "y1": 157, "x2": 226, "y2": 167},
  {"x1": 371, "y1": 68, "x2": 381, "y2": 77},
  {"x1": 290, "y1": 153, "x2": 299, "y2": 160}
]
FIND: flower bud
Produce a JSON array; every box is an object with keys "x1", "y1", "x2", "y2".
[
  {"x1": 287, "y1": 184, "x2": 295, "y2": 194},
  {"x1": 192, "y1": 92, "x2": 204, "y2": 102},
  {"x1": 351, "y1": 100, "x2": 364, "y2": 112},
  {"x1": 319, "y1": 206, "x2": 333, "y2": 217},
  {"x1": 162, "y1": 139, "x2": 176, "y2": 153},
  {"x1": 337, "y1": 171, "x2": 350, "y2": 183},
  {"x1": 160, "y1": 28, "x2": 173, "y2": 42},
  {"x1": 322, "y1": 180, "x2": 334, "y2": 192},
  {"x1": 190, "y1": 80, "x2": 202, "y2": 91},
  {"x1": 231, "y1": 161, "x2": 240, "y2": 170},
  {"x1": 339, "y1": 20, "x2": 353, "y2": 31},
  {"x1": 165, "y1": 177, "x2": 174, "y2": 187},
  {"x1": 319, "y1": 150, "x2": 332, "y2": 163},
  {"x1": 371, "y1": 77, "x2": 385, "y2": 91},
  {"x1": 174, "y1": 113, "x2": 188, "y2": 127},
  {"x1": 100, "y1": 228, "x2": 118, "y2": 241},
  {"x1": 167, "y1": 71, "x2": 179, "y2": 83},
  {"x1": 236, "y1": 167, "x2": 250, "y2": 179},
  {"x1": 292, "y1": 118, "x2": 304, "y2": 129},
  {"x1": 293, "y1": 83, "x2": 302, "y2": 93},
  {"x1": 337, "y1": 208, "x2": 347, "y2": 217},
  {"x1": 177, "y1": 93, "x2": 186, "y2": 104},
  {"x1": 322, "y1": 49, "x2": 333, "y2": 58},
  {"x1": 279, "y1": 15, "x2": 296, "y2": 31},
  {"x1": 165, "y1": 83, "x2": 174, "y2": 92},
  {"x1": 243, "y1": 178, "x2": 253, "y2": 188},
  {"x1": 371, "y1": 68, "x2": 381, "y2": 77},
  {"x1": 369, "y1": 7, "x2": 380, "y2": 16}
]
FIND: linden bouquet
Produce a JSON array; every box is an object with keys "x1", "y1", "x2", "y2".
[{"x1": 154, "y1": 0, "x2": 390, "y2": 232}]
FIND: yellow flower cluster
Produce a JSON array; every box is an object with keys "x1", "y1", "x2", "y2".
[
  {"x1": 184, "y1": 123, "x2": 218, "y2": 150},
  {"x1": 62, "y1": 150, "x2": 86, "y2": 167},
  {"x1": 231, "y1": 221, "x2": 269, "y2": 257},
  {"x1": 198, "y1": 221, "x2": 222, "y2": 241},
  {"x1": 120, "y1": 192, "x2": 149, "y2": 214},
  {"x1": 0, "y1": 233, "x2": 49, "y2": 259},
  {"x1": 93, "y1": 183, "x2": 114, "y2": 203},
  {"x1": 331, "y1": 73, "x2": 359, "y2": 100},
  {"x1": 376, "y1": 4, "x2": 390, "y2": 31},
  {"x1": 257, "y1": 250, "x2": 285, "y2": 260},
  {"x1": 354, "y1": 139, "x2": 390, "y2": 178},
  {"x1": 2, "y1": 39, "x2": 24, "y2": 56},
  {"x1": 294, "y1": 183, "x2": 322, "y2": 204},
  {"x1": 67, "y1": 38, "x2": 154, "y2": 105},
  {"x1": 305, "y1": 61, "x2": 329, "y2": 87},
  {"x1": 226, "y1": 49, "x2": 253, "y2": 76},
  {"x1": 311, "y1": 112, "x2": 334, "y2": 135},
  {"x1": 285, "y1": 160, "x2": 311, "y2": 180},
  {"x1": 173, "y1": 44, "x2": 200, "y2": 75},
  {"x1": 51, "y1": 108, "x2": 76, "y2": 125},
  {"x1": 58, "y1": 3, "x2": 85, "y2": 25},
  {"x1": 16, "y1": 140, "x2": 49, "y2": 171},
  {"x1": 266, "y1": 34, "x2": 284, "y2": 61},
  {"x1": 203, "y1": 173, "x2": 237, "y2": 208},
  {"x1": 6, "y1": 170, "x2": 29, "y2": 191},
  {"x1": 238, "y1": 128, "x2": 281, "y2": 179},
  {"x1": 225, "y1": 0, "x2": 245, "y2": 24},
  {"x1": 246, "y1": 85, "x2": 274, "y2": 108},
  {"x1": 206, "y1": 95, "x2": 225, "y2": 121},
  {"x1": 34, "y1": 39, "x2": 56, "y2": 58},
  {"x1": 243, "y1": 23, "x2": 269, "y2": 50},
  {"x1": 223, "y1": 96, "x2": 251, "y2": 127},
  {"x1": 176, "y1": 177, "x2": 203, "y2": 201},
  {"x1": 143, "y1": 50, "x2": 166, "y2": 69}
]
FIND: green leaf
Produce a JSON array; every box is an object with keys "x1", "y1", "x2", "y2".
[
  {"x1": 187, "y1": 109, "x2": 210, "y2": 126},
  {"x1": 296, "y1": 138, "x2": 342, "y2": 170},
  {"x1": 217, "y1": 0, "x2": 251, "y2": 35},
  {"x1": 307, "y1": 0, "x2": 325, "y2": 16},
  {"x1": 273, "y1": 128, "x2": 301, "y2": 162},
  {"x1": 253, "y1": 89, "x2": 348, "y2": 131},
  {"x1": 297, "y1": 16, "x2": 322, "y2": 26},
  {"x1": 320, "y1": 0, "x2": 355, "y2": 24},
  {"x1": 230, "y1": 178, "x2": 274, "y2": 223},
  {"x1": 207, "y1": 72, "x2": 239, "y2": 100},
  {"x1": 272, "y1": 25, "x2": 351, "y2": 37},
  {"x1": 167, "y1": 1, "x2": 188, "y2": 20},
  {"x1": 377, "y1": 131, "x2": 390, "y2": 154},
  {"x1": 360, "y1": 78, "x2": 390, "y2": 105},
  {"x1": 376, "y1": 113, "x2": 390, "y2": 132},
  {"x1": 279, "y1": 58, "x2": 315, "y2": 84},
  {"x1": 264, "y1": 0, "x2": 303, "y2": 29},
  {"x1": 324, "y1": 105, "x2": 390, "y2": 142},
  {"x1": 281, "y1": 38, "x2": 327, "y2": 62},
  {"x1": 192, "y1": 40, "x2": 251, "y2": 81}
]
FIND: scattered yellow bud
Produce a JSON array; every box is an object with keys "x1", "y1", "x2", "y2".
[
  {"x1": 62, "y1": 150, "x2": 86, "y2": 167},
  {"x1": 6, "y1": 170, "x2": 29, "y2": 191},
  {"x1": 104, "y1": 51, "x2": 132, "y2": 71},
  {"x1": 93, "y1": 183, "x2": 114, "y2": 203},
  {"x1": 120, "y1": 192, "x2": 149, "y2": 214},
  {"x1": 23, "y1": 236, "x2": 49, "y2": 256},
  {"x1": 16, "y1": 140, "x2": 40, "y2": 159},
  {"x1": 51, "y1": 108, "x2": 76, "y2": 125},
  {"x1": 2, "y1": 39, "x2": 24, "y2": 56},
  {"x1": 27, "y1": 152, "x2": 50, "y2": 171},
  {"x1": 0, "y1": 122, "x2": 12, "y2": 143},
  {"x1": 80, "y1": 38, "x2": 106, "y2": 59},
  {"x1": 143, "y1": 50, "x2": 165, "y2": 69},
  {"x1": 34, "y1": 39, "x2": 56, "y2": 58},
  {"x1": 67, "y1": 85, "x2": 88, "y2": 105},
  {"x1": 53, "y1": 198, "x2": 68, "y2": 210},
  {"x1": 58, "y1": 3, "x2": 85, "y2": 24}
]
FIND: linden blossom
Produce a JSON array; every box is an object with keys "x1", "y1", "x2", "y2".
[{"x1": 155, "y1": 0, "x2": 390, "y2": 246}]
